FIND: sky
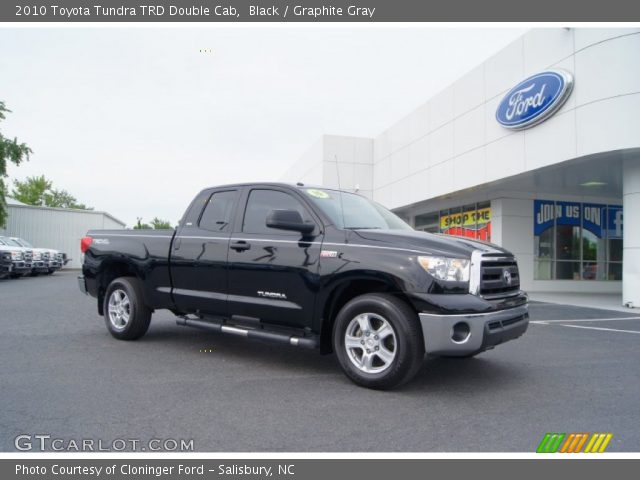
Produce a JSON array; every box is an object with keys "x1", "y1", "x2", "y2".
[{"x1": 0, "y1": 27, "x2": 526, "y2": 227}]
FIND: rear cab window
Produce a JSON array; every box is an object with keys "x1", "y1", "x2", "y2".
[{"x1": 199, "y1": 190, "x2": 238, "y2": 232}]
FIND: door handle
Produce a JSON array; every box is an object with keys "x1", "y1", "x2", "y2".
[{"x1": 230, "y1": 241, "x2": 251, "y2": 252}]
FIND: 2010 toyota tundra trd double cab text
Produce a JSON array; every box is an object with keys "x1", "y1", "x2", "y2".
[{"x1": 78, "y1": 183, "x2": 529, "y2": 389}]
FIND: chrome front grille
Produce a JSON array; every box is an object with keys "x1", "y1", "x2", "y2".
[
  {"x1": 470, "y1": 251, "x2": 521, "y2": 299},
  {"x1": 23, "y1": 250, "x2": 33, "y2": 262},
  {"x1": 480, "y1": 258, "x2": 520, "y2": 297}
]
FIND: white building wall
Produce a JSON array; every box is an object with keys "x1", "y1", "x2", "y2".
[
  {"x1": 1, "y1": 205, "x2": 125, "y2": 269},
  {"x1": 283, "y1": 135, "x2": 374, "y2": 199},
  {"x1": 373, "y1": 28, "x2": 640, "y2": 209}
]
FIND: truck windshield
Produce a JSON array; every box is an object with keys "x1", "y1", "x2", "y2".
[
  {"x1": 4, "y1": 238, "x2": 24, "y2": 247},
  {"x1": 302, "y1": 188, "x2": 413, "y2": 231}
]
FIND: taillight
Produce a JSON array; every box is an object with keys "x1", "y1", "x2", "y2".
[{"x1": 80, "y1": 236, "x2": 93, "y2": 253}]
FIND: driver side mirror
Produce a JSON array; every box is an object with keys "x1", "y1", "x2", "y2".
[{"x1": 266, "y1": 209, "x2": 315, "y2": 234}]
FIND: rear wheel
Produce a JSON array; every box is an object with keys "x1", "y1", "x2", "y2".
[
  {"x1": 333, "y1": 293, "x2": 424, "y2": 390},
  {"x1": 104, "y1": 277, "x2": 152, "y2": 340}
]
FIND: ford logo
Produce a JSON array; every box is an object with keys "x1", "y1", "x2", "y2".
[{"x1": 496, "y1": 69, "x2": 574, "y2": 130}]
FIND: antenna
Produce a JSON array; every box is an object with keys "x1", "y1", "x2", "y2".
[{"x1": 333, "y1": 154, "x2": 347, "y2": 237}]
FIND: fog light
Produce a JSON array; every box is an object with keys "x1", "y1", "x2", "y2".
[{"x1": 451, "y1": 322, "x2": 471, "y2": 344}]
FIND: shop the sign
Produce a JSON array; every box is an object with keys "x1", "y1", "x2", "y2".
[
  {"x1": 534, "y1": 200, "x2": 623, "y2": 238},
  {"x1": 496, "y1": 70, "x2": 574, "y2": 130},
  {"x1": 440, "y1": 207, "x2": 491, "y2": 240}
]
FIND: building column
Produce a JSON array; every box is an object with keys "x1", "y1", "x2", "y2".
[{"x1": 623, "y1": 157, "x2": 640, "y2": 308}]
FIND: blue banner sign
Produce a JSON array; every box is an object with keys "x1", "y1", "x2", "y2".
[
  {"x1": 606, "y1": 206, "x2": 624, "y2": 239},
  {"x1": 534, "y1": 200, "x2": 622, "y2": 238}
]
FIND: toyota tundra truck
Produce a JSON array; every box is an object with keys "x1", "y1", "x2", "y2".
[{"x1": 78, "y1": 183, "x2": 528, "y2": 389}]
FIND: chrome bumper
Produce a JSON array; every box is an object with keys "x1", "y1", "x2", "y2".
[{"x1": 419, "y1": 304, "x2": 529, "y2": 356}]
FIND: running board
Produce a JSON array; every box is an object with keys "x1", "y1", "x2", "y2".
[{"x1": 176, "y1": 317, "x2": 319, "y2": 349}]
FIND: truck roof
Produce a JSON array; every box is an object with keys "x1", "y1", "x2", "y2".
[{"x1": 202, "y1": 182, "x2": 347, "y2": 193}]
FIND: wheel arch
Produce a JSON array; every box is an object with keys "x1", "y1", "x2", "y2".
[
  {"x1": 318, "y1": 275, "x2": 417, "y2": 354},
  {"x1": 96, "y1": 260, "x2": 144, "y2": 316}
]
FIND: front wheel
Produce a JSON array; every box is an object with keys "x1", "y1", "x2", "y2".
[
  {"x1": 104, "y1": 277, "x2": 152, "y2": 340},
  {"x1": 333, "y1": 293, "x2": 425, "y2": 390}
]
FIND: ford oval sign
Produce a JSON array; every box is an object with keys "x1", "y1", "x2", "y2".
[{"x1": 496, "y1": 69, "x2": 574, "y2": 130}]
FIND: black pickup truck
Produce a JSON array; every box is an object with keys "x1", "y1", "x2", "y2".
[{"x1": 79, "y1": 183, "x2": 528, "y2": 389}]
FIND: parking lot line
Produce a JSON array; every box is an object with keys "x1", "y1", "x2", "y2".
[
  {"x1": 530, "y1": 317, "x2": 640, "y2": 324},
  {"x1": 534, "y1": 323, "x2": 640, "y2": 334}
]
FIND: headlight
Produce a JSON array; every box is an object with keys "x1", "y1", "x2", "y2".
[
  {"x1": 418, "y1": 256, "x2": 471, "y2": 282},
  {"x1": 11, "y1": 251, "x2": 23, "y2": 260},
  {"x1": 33, "y1": 252, "x2": 42, "y2": 261}
]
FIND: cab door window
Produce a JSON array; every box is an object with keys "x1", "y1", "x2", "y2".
[
  {"x1": 199, "y1": 190, "x2": 238, "y2": 232},
  {"x1": 242, "y1": 189, "x2": 313, "y2": 235}
]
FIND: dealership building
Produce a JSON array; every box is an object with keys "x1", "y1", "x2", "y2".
[{"x1": 282, "y1": 28, "x2": 640, "y2": 308}]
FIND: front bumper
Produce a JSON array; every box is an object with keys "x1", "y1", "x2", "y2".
[
  {"x1": 419, "y1": 303, "x2": 529, "y2": 356},
  {"x1": 12, "y1": 262, "x2": 33, "y2": 275},
  {"x1": 33, "y1": 261, "x2": 49, "y2": 272}
]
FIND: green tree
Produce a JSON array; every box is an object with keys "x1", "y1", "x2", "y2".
[
  {"x1": 11, "y1": 175, "x2": 50, "y2": 206},
  {"x1": 133, "y1": 217, "x2": 152, "y2": 230},
  {"x1": 12, "y1": 175, "x2": 92, "y2": 210},
  {"x1": 44, "y1": 188, "x2": 91, "y2": 209},
  {"x1": 150, "y1": 217, "x2": 172, "y2": 229},
  {"x1": 0, "y1": 101, "x2": 32, "y2": 227},
  {"x1": 134, "y1": 217, "x2": 173, "y2": 229}
]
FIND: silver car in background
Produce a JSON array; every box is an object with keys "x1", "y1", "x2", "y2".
[
  {"x1": 7, "y1": 237, "x2": 66, "y2": 275},
  {"x1": 0, "y1": 237, "x2": 33, "y2": 278}
]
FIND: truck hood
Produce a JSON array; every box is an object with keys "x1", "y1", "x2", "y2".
[
  {"x1": 0, "y1": 245, "x2": 25, "y2": 253},
  {"x1": 351, "y1": 229, "x2": 512, "y2": 258}
]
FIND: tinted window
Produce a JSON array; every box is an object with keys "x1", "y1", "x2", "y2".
[
  {"x1": 199, "y1": 190, "x2": 238, "y2": 232},
  {"x1": 243, "y1": 190, "x2": 312, "y2": 235}
]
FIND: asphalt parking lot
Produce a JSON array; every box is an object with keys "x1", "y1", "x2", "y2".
[{"x1": 1, "y1": 271, "x2": 639, "y2": 452}]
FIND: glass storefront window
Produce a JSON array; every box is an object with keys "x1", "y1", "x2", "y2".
[
  {"x1": 534, "y1": 200, "x2": 623, "y2": 281},
  {"x1": 556, "y1": 261, "x2": 581, "y2": 280},
  {"x1": 535, "y1": 228, "x2": 554, "y2": 259},
  {"x1": 438, "y1": 203, "x2": 491, "y2": 241},
  {"x1": 556, "y1": 225, "x2": 581, "y2": 260},
  {"x1": 415, "y1": 212, "x2": 439, "y2": 233},
  {"x1": 608, "y1": 239, "x2": 623, "y2": 262},
  {"x1": 534, "y1": 260, "x2": 554, "y2": 280},
  {"x1": 608, "y1": 263, "x2": 623, "y2": 281},
  {"x1": 582, "y1": 261, "x2": 606, "y2": 281}
]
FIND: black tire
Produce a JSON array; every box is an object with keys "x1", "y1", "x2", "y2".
[
  {"x1": 333, "y1": 293, "x2": 425, "y2": 390},
  {"x1": 104, "y1": 277, "x2": 152, "y2": 340},
  {"x1": 10, "y1": 273, "x2": 21, "y2": 279}
]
